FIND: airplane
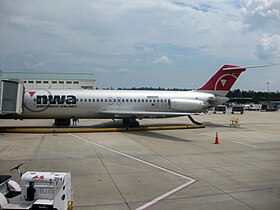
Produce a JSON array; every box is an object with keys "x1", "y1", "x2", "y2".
[{"x1": 0, "y1": 64, "x2": 275, "y2": 127}]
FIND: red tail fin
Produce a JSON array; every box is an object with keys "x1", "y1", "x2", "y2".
[{"x1": 197, "y1": 64, "x2": 246, "y2": 96}]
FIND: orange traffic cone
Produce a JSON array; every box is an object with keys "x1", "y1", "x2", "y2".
[{"x1": 214, "y1": 132, "x2": 220, "y2": 144}]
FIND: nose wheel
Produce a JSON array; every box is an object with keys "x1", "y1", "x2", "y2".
[{"x1": 123, "y1": 118, "x2": 140, "y2": 127}]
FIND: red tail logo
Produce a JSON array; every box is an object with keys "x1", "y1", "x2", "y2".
[{"x1": 198, "y1": 64, "x2": 246, "y2": 96}]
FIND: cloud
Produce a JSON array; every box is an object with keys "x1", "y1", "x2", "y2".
[
  {"x1": 115, "y1": 68, "x2": 134, "y2": 73},
  {"x1": 144, "y1": 46, "x2": 154, "y2": 52},
  {"x1": 255, "y1": 34, "x2": 280, "y2": 60},
  {"x1": 93, "y1": 68, "x2": 111, "y2": 73},
  {"x1": 153, "y1": 56, "x2": 172, "y2": 65},
  {"x1": 243, "y1": 0, "x2": 280, "y2": 19},
  {"x1": 0, "y1": 0, "x2": 280, "y2": 90},
  {"x1": 242, "y1": 0, "x2": 280, "y2": 31},
  {"x1": 24, "y1": 61, "x2": 45, "y2": 71}
]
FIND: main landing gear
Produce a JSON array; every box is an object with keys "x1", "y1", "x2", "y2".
[
  {"x1": 54, "y1": 119, "x2": 71, "y2": 126},
  {"x1": 122, "y1": 118, "x2": 140, "y2": 127}
]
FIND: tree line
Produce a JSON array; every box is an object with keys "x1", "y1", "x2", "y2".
[{"x1": 226, "y1": 89, "x2": 280, "y2": 103}]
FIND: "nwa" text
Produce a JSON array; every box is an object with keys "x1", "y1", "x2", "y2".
[{"x1": 36, "y1": 95, "x2": 77, "y2": 104}]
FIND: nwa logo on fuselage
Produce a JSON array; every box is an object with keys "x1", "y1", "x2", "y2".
[
  {"x1": 36, "y1": 95, "x2": 77, "y2": 104},
  {"x1": 24, "y1": 90, "x2": 77, "y2": 112}
]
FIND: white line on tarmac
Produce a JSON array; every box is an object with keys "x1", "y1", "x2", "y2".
[
  {"x1": 69, "y1": 133, "x2": 196, "y2": 210},
  {"x1": 224, "y1": 139, "x2": 258, "y2": 148}
]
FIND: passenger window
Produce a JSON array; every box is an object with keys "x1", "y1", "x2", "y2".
[
  {"x1": 105, "y1": 99, "x2": 108, "y2": 102},
  {"x1": 146, "y1": 99, "x2": 148, "y2": 102},
  {"x1": 92, "y1": 99, "x2": 95, "y2": 102},
  {"x1": 101, "y1": 99, "x2": 103, "y2": 102},
  {"x1": 80, "y1": 99, "x2": 83, "y2": 102},
  {"x1": 89, "y1": 99, "x2": 91, "y2": 102},
  {"x1": 97, "y1": 99, "x2": 99, "y2": 102},
  {"x1": 138, "y1": 99, "x2": 140, "y2": 102},
  {"x1": 126, "y1": 99, "x2": 129, "y2": 102},
  {"x1": 130, "y1": 99, "x2": 133, "y2": 102},
  {"x1": 134, "y1": 99, "x2": 136, "y2": 102},
  {"x1": 85, "y1": 99, "x2": 87, "y2": 102}
]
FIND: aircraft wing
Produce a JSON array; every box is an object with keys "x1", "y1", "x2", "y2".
[{"x1": 99, "y1": 110, "x2": 192, "y2": 118}]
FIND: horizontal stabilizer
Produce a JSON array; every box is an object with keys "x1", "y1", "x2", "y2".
[{"x1": 223, "y1": 64, "x2": 277, "y2": 71}]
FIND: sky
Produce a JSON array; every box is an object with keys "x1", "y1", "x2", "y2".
[{"x1": 0, "y1": 0, "x2": 279, "y2": 91}]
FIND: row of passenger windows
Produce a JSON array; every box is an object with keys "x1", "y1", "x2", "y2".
[
  {"x1": 78, "y1": 98, "x2": 168, "y2": 103},
  {"x1": 24, "y1": 81, "x2": 80, "y2": 84}
]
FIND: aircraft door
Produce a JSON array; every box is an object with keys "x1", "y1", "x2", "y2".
[{"x1": 0, "y1": 80, "x2": 24, "y2": 115}]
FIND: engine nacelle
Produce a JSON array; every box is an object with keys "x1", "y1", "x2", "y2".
[{"x1": 169, "y1": 99, "x2": 205, "y2": 112}]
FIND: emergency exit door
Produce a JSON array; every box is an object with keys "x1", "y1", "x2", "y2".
[{"x1": 0, "y1": 80, "x2": 24, "y2": 115}]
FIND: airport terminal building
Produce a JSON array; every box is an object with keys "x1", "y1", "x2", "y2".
[{"x1": 0, "y1": 72, "x2": 96, "y2": 89}]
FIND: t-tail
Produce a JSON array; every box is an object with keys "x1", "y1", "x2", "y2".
[{"x1": 197, "y1": 64, "x2": 277, "y2": 97}]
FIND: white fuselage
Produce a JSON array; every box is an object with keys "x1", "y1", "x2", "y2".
[{"x1": 21, "y1": 89, "x2": 215, "y2": 119}]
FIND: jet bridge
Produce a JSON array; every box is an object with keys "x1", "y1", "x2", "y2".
[{"x1": 0, "y1": 80, "x2": 24, "y2": 115}]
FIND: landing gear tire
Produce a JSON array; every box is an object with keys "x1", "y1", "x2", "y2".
[
  {"x1": 122, "y1": 118, "x2": 140, "y2": 127},
  {"x1": 54, "y1": 119, "x2": 71, "y2": 126}
]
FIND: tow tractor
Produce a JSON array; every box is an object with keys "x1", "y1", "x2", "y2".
[{"x1": 0, "y1": 164, "x2": 73, "y2": 210}]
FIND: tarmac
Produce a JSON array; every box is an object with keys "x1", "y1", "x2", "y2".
[{"x1": 0, "y1": 111, "x2": 280, "y2": 210}]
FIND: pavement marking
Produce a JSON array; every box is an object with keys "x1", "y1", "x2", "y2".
[
  {"x1": 224, "y1": 139, "x2": 258, "y2": 148},
  {"x1": 69, "y1": 133, "x2": 196, "y2": 210}
]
